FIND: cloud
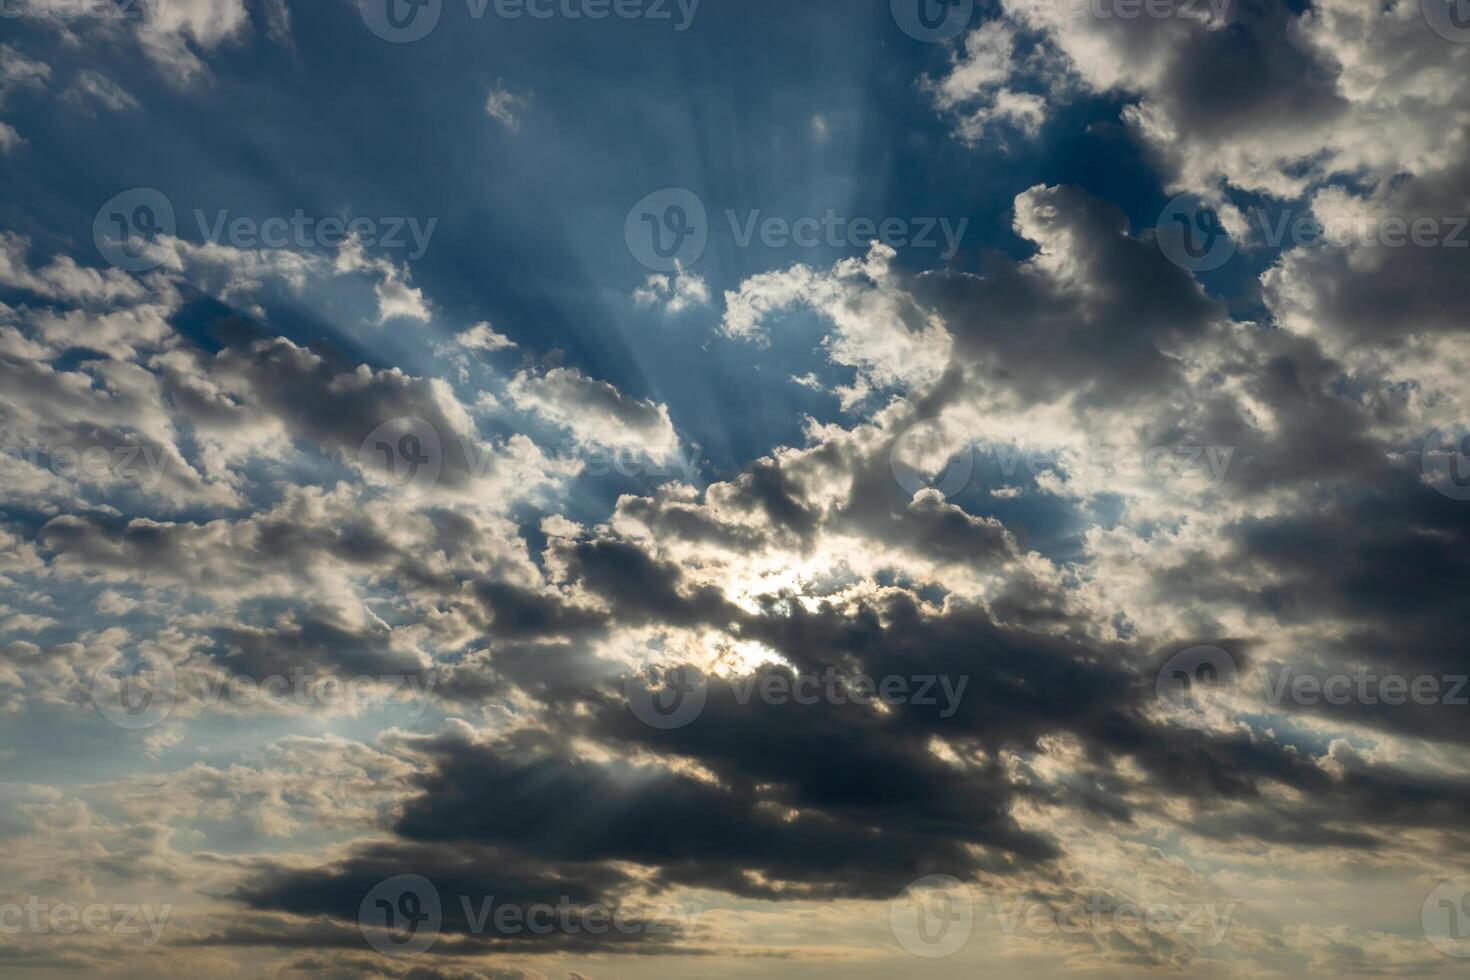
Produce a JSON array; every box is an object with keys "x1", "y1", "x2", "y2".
[
  {"x1": 485, "y1": 80, "x2": 534, "y2": 131},
  {"x1": 61, "y1": 70, "x2": 139, "y2": 113},
  {"x1": 507, "y1": 366, "x2": 681, "y2": 459},
  {"x1": 632, "y1": 261, "x2": 709, "y2": 313}
]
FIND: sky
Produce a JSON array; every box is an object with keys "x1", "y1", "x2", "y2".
[{"x1": 1, "y1": 0, "x2": 1470, "y2": 976}]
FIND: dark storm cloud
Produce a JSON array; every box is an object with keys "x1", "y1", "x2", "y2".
[
  {"x1": 1146, "y1": 0, "x2": 1345, "y2": 146},
  {"x1": 558, "y1": 538, "x2": 745, "y2": 629},
  {"x1": 208, "y1": 613, "x2": 428, "y2": 681},
  {"x1": 233, "y1": 839, "x2": 699, "y2": 954},
  {"x1": 912, "y1": 185, "x2": 1221, "y2": 409}
]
